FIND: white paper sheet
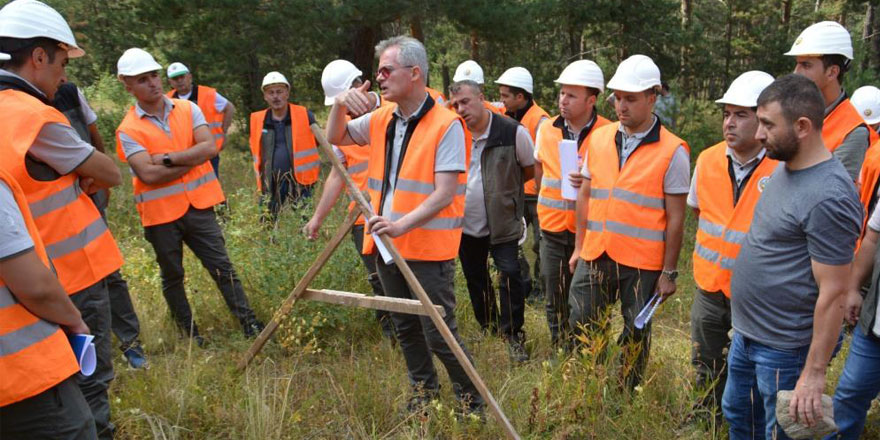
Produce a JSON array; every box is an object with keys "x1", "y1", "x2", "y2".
[{"x1": 558, "y1": 139, "x2": 579, "y2": 200}]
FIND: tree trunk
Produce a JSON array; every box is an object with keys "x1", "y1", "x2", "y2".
[
  {"x1": 815, "y1": 0, "x2": 822, "y2": 13},
  {"x1": 441, "y1": 64, "x2": 450, "y2": 97},
  {"x1": 470, "y1": 30, "x2": 479, "y2": 61},
  {"x1": 351, "y1": 25, "x2": 379, "y2": 81},
  {"x1": 873, "y1": 3, "x2": 880, "y2": 76},
  {"x1": 680, "y1": 0, "x2": 692, "y2": 94},
  {"x1": 410, "y1": 15, "x2": 424, "y2": 42},
  {"x1": 724, "y1": 0, "x2": 733, "y2": 90},
  {"x1": 864, "y1": 3, "x2": 875, "y2": 72},
  {"x1": 782, "y1": 0, "x2": 792, "y2": 33}
]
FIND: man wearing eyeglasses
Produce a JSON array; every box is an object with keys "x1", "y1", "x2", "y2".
[{"x1": 326, "y1": 35, "x2": 484, "y2": 416}]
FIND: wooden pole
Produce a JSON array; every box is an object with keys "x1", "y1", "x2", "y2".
[
  {"x1": 301, "y1": 289, "x2": 446, "y2": 317},
  {"x1": 238, "y1": 208, "x2": 359, "y2": 370},
  {"x1": 316, "y1": 143, "x2": 520, "y2": 440}
]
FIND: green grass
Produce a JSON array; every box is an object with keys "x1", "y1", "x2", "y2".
[{"x1": 102, "y1": 142, "x2": 879, "y2": 439}]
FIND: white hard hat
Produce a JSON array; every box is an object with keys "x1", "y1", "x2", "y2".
[
  {"x1": 167, "y1": 62, "x2": 189, "y2": 78},
  {"x1": 321, "y1": 59, "x2": 362, "y2": 106},
  {"x1": 453, "y1": 60, "x2": 484, "y2": 84},
  {"x1": 495, "y1": 67, "x2": 534, "y2": 94},
  {"x1": 261, "y1": 71, "x2": 289, "y2": 90},
  {"x1": 851, "y1": 85, "x2": 880, "y2": 125},
  {"x1": 715, "y1": 70, "x2": 775, "y2": 108},
  {"x1": 0, "y1": 0, "x2": 84, "y2": 59},
  {"x1": 785, "y1": 21, "x2": 853, "y2": 60},
  {"x1": 606, "y1": 55, "x2": 661, "y2": 93},
  {"x1": 554, "y1": 59, "x2": 604, "y2": 92},
  {"x1": 117, "y1": 48, "x2": 162, "y2": 78}
]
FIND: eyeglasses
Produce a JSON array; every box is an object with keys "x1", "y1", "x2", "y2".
[{"x1": 376, "y1": 65, "x2": 415, "y2": 79}]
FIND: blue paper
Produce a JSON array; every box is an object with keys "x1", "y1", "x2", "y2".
[{"x1": 68, "y1": 334, "x2": 96, "y2": 376}]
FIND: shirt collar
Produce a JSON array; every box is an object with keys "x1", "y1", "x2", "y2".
[
  {"x1": 618, "y1": 115, "x2": 658, "y2": 141},
  {"x1": 824, "y1": 90, "x2": 847, "y2": 117},
  {"x1": 726, "y1": 147, "x2": 766, "y2": 168},
  {"x1": 0, "y1": 68, "x2": 46, "y2": 99},
  {"x1": 393, "y1": 92, "x2": 430, "y2": 121},
  {"x1": 473, "y1": 111, "x2": 493, "y2": 143},
  {"x1": 135, "y1": 95, "x2": 175, "y2": 119}
]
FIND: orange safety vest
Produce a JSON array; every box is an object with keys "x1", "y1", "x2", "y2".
[
  {"x1": 167, "y1": 85, "x2": 226, "y2": 151},
  {"x1": 521, "y1": 103, "x2": 550, "y2": 196},
  {"x1": 859, "y1": 138, "x2": 880, "y2": 231},
  {"x1": 536, "y1": 114, "x2": 610, "y2": 233},
  {"x1": 0, "y1": 168, "x2": 79, "y2": 407},
  {"x1": 248, "y1": 104, "x2": 320, "y2": 190},
  {"x1": 116, "y1": 98, "x2": 226, "y2": 227},
  {"x1": 823, "y1": 98, "x2": 880, "y2": 152},
  {"x1": 427, "y1": 87, "x2": 446, "y2": 107},
  {"x1": 579, "y1": 121, "x2": 690, "y2": 270},
  {"x1": 0, "y1": 89, "x2": 123, "y2": 294},
  {"x1": 692, "y1": 142, "x2": 777, "y2": 297},
  {"x1": 336, "y1": 139, "x2": 369, "y2": 227},
  {"x1": 362, "y1": 98, "x2": 470, "y2": 261}
]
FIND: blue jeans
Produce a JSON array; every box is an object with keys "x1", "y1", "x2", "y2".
[
  {"x1": 826, "y1": 326, "x2": 880, "y2": 439},
  {"x1": 722, "y1": 332, "x2": 810, "y2": 440}
]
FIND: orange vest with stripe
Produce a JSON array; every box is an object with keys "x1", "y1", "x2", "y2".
[
  {"x1": 248, "y1": 104, "x2": 320, "y2": 190},
  {"x1": 336, "y1": 137, "x2": 369, "y2": 227},
  {"x1": 823, "y1": 98, "x2": 880, "y2": 152},
  {"x1": 692, "y1": 142, "x2": 777, "y2": 297},
  {"x1": 536, "y1": 114, "x2": 610, "y2": 233},
  {"x1": 427, "y1": 87, "x2": 446, "y2": 107},
  {"x1": 362, "y1": 99, "x2": 470, "y2": 261},
  {"x1": 116, "y1": 99, "x2": 226, "y2": 227},
  {"x1": 168, "y1": 85, "x2": 226, "y2": 151},
  {"x1": 0, "y1": 89, "x2": 123, "y2": 294},
  {"x1": 0, "y1": 168, "x2": 79, "y2": 407},
  {"x1": 521, "y1": 103, "x2": 550, "y2": 196},
  {"x1": 858, "y1": 138, "x2": 880, "y2": 233},
  {"x1": 579, "y1": 121, "x2": 689, "y2": 270}
]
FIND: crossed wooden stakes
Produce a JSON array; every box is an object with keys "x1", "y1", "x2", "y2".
[{"x1": 238, "y1": 143, "x2": 520, "y2": 439}]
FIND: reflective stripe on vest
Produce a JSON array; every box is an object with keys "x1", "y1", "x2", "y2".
[
  {"x1": 361, "y1": 99, "x2": 469, "y2": 261},
  {"x1": 536, "y1": 114, "x2": 610, "y2": 233},
  {"x1": 0, "y1": 168, "x2": 79, "y2": 407},
  {"x1": 116, "y1": 98, "x2": 225, "y2": 227},
  {"x1": 45, "y1": 217, "x2": 109, "y2": 259},
  {"x1": 580, "y1": 121, "x2": 688, "y2": 270},
  {"x1": 348, "y1": 161, "x2": 368, "y2": 174},
  {"x1": 691, "y1": 141, "x2": 777, "y2": 296},
  {"x1": 1, "y1": 89, "x2": 122, "y2": 294}
]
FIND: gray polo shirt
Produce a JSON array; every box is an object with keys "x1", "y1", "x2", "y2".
[
  {"x1": 827, "y1": 91, "x2": 870, "y2": 181},
  {"x1": 463, "y1": 112, "x2": 535, "y2": 237},
  {"x1": 687, "y1": 147, "x2": 767, "y2": 209},
  {"x1": 731, "y1": 158, "x2": 862, "y2": 349},
  {"x1": 0, "y1": 181, "x2": 34, "y2": 261},
  {"x1": 117, "y1": 96, "x2": 208, "y2": 159},
  {"x1": 0, "y1": 69, "x2": 95, "y2": 175},
  {"x1": 346, "y1": 93, "x2": 467, "y2": 217}
]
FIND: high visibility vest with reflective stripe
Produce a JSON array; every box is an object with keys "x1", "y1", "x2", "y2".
[
  {"x1": 0, "y1": 89, "x2": 123, "y2": 294},
  {"x1": 116, "y1": 99, "x2": 226, "y2": 227},
  {"x1": 692, "y1": 142, "x2": 777, "y2": 297},
  {"x1": 427, "y1": 87, "x2": 446, "y2": 107},
  {"x1": 362, "y1": 102, "x2": 470, "y2": 261},
  {"x1": 858, "y1": 139, "x2": 880, "y2": 235},
  {"x1": 522, "y1": 103, "x2": 550, "y2": 196},
  {"x1": 248, "y1": 104, "x2": 320, "y2": 189},
  {"x1": 823, "y1": 98, "x2": 880, "y2": 152},
  {"x1": 336, "y1": 139, "x2": 369, "y2": 227},
  {"x1": 536, "y1": 115, "x2": 610, "y2": 233},
  {"x1": 580, "y1": 122, "x2": 689, "y2": 270},
  {"x1": 0, "y1": 168, "x2": 79, "y2": 407},
  {"x1": 168, "y1": 85, "x2": 226, "y2": 151}
]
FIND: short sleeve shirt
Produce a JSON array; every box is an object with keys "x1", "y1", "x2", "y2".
[
  {"x1": 0, "y1": 181, "x2": 34, "y2": 261},
  {"x1": 687, "y1": 148, "x2": 766, "y2": 209}
]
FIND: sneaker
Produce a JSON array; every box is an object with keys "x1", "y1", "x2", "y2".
[
  {"x1": 508, "y1": 338, "x2": 530, "y2": 363},
  {"x1": 243, "y1": 320, "x2": 266, "y2": 338},
  {"x1": 122, "y1": 343, "x2": 147, "y2": 369}
]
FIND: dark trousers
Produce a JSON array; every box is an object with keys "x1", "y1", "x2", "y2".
[
  {"x1": 690, "y1": 288, "x2": 731, "y2": 419},
  {"x1": 458, "y1": 234, "x2": 527, "y2": 340},
  {"x1": 106, "y1": 270, "x2": 141, "y2": 351},
  {"x1": 522, "y1": 197, "x2": 542, "y2": 297},
  {"x1": 266, "y1": 175, "x2": 313, "y2": 219},
  {"x1": 540, "y1": 229, "x2": 575, "y2": 346},
  {"x1": 143, "y1": 207, "x2": 259, "y2": 335},
  {"x1": 376, "y1": 259, "x2": 483, "y2": 408},
  {"x1": 350, "y1": 224, "x2": 394, "y2": 337},
  {"x1": 0, "y1": 376, "x2": 97, "y2": 440},
  {"x1": 69, "y1": 279, "x2": 114, "y2": 439},
  {"x1": 568, "y1": 254, "x2": 660, "y2": 390},
  {"x1": 210, "y1": 154, "x2": 220, "y2": 178}
]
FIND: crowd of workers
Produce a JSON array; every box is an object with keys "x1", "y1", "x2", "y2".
[{"x1": 2, "y1": 1, "x2": 880, "y2": 439}]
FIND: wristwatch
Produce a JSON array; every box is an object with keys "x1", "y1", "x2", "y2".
[
  {"x1": 661, "y1": 269, "x2": 678, "y2": 281},
  {"x1": 162, "y1": 153, "x2": 173, "y2": 167}
]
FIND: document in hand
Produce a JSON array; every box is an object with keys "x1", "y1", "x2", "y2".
[
  {"x1": 634, "y1": 293, "x2": 663, "y2": 329},
  {"x1": 67, "y1": 334, "x2": 96, "y2": 376},
  {"x1": 558, "y1": 139, "x2": 579, "y2": 200}
]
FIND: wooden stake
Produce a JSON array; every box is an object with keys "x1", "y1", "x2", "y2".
[
  {"x1": 238, "y1": 208, "x2": 359, "y2": 370},
  {"x1": 301, "y1": 289, "x2": 445, "y2": 317}
]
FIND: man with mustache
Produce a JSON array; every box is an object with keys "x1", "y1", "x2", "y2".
[{"x1": 722, "y1": 74, "x2": 862, "y2": 440}]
